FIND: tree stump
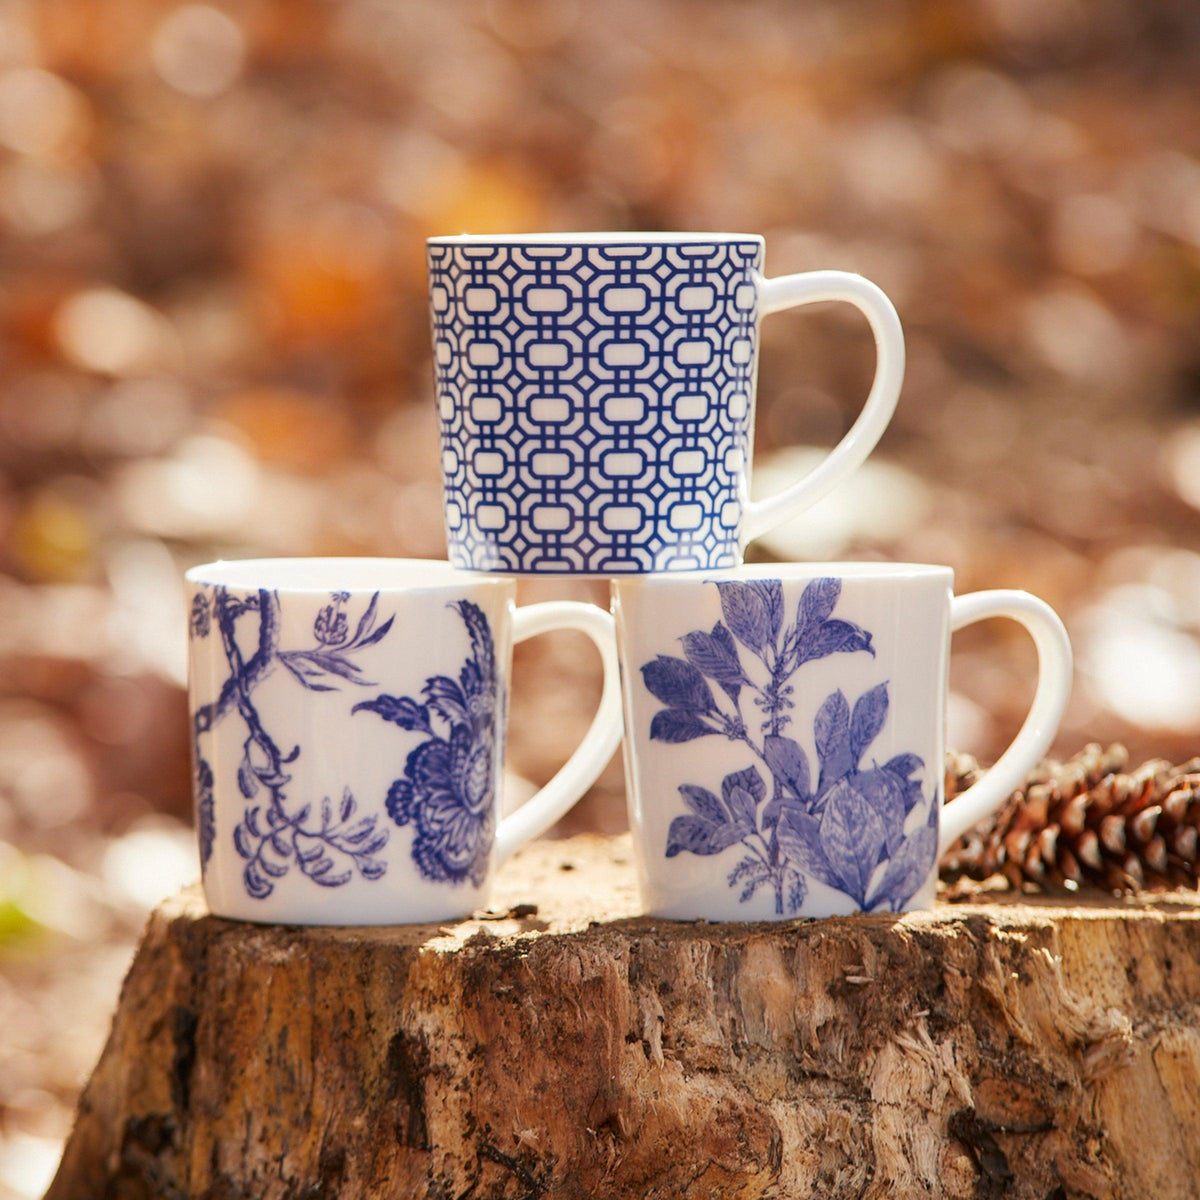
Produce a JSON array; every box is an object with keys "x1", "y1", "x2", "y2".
[{"x1": 47, "y1": 835, "x2": 1200, "y2": 1199}]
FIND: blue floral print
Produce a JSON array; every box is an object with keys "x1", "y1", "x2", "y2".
[
  {"x1": 643, "y1": 578, "x2": 938, "y2": 915},
  {"x1": 191, "y1": 587, "x2": 392, "y2": 898},
  {"x1": 354, "y1": 601, "x2": 497, "y2": 888}
]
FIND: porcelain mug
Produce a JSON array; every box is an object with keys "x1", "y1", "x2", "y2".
[
  {"x1": 612, "y1": 564, "x2": 1072, "y2": 920},
  {"x1": 427, "y1": 233, "x2": 904, "y2": 575},
  {"x1": 187, "y1": 558, "x2": 621, "y2": 924}
]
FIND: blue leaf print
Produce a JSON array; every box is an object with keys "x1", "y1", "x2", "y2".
[
  {"x1": 814, "y1": 690, "x2": 852, "y2": 794},
  {"x1": 352, "y1": 694, "x2": 433, "y2": 734},
  {"x1": 798, "y1": 619, "x2": 874, "y2": 666},
  {"x1": 423, "y1": 675, "x2": 469, "y2": 726},
  {"x1": 233, "y1": 820, "x2": 255, "y2": 860},
  {"x1": 641, "y1": 656, "x2": 716, "y2": 712},
  {"x1": 305, "y1": 653, "x2": 366, "y2": 682},
  {"x1": 900, "y1": 780, "x2": 926, "y2": 814},
  {"x1": 884, "y1": 753, "x2": 923, "y2": 779},
  {"x1": 237, "y1": 760, "x2": 259, "y2": 799},
  {"x1": 722, "y1": 764, "x2": 764, "y2": 806},
  {"x1": 721, "y1": 766, "x2": 765, "y2": 831},
  {"x1": 819, "y1": 780, "x2": 887, "y2": 906},
  {"x1": 867, "y1": 799, "x2": 939, "y2": 911},
  {"x1": 723, "y1": 784, "x2": 757, "y2": 832},
  {"x1": 716, "y1": 582, "x2": 773, "y2": 652},
  {"x1": 650, "y1": 709, "x2": 717, "y2": 743},
  {"x1": 881, "y1": 752, "x2": 927, "y2": 813},
  {"x1": 348, "y1": 593, "x2": 378, "y2": 646},
  {"x1": 850, "y1": 682, "x2": 889, "y2": 765},
  {"x1": 709, "y1": 621, "x2": 742, "y2": 669},
  {"x1": 260, "y1": 853, "x2": 289, "y2": 878},
  {"x1": 666, "y1": 814, "x2": 743, "y2": 858},
  {"x1": 799, "y1": 577, "x2": 840, "y2": 627},
  {"x1": 749, "y1": 580, "x2": 784, "y2": 646},
  {"x1": 356, "y1": 616, "x2": 396, "y2": 650},
  {"x1": 680, "y1": 784, "x2": 726, "y2": 825},
  {"x1": 849, "y1": 767, "x2": 908, "y2": 855},
  {"x1": 681, "y1": 623, "x2": 748, "y2": 694},
  {"x1": 644, "y1": 576, "x2": 931, "y2": 916},
  {"x1": 760, "y1": 734, "x2": 811, "y2": 833},
  {"x1": 454, "y1": 599, "x2": 495, "y2": 685},
  {"x1": 762, "y1": 734, "x2": 810, "y2": 799},
  {"x1": 775, "y1": 809, "x2": 843, "y2": 892},
  {"x1": 244, "y1": 861, "x2": 271, "y2": 899}
]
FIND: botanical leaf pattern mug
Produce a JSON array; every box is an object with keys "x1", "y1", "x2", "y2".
[
  {"x1": 612, "y1": 564, "x2": 1072, "y2": 919},
  {"x1": 187, "y1": 558, "x2": 621, "y2": 924}
]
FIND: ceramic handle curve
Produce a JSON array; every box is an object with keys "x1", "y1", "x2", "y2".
[
  {"x1": 939, "y1": 590, "x2": 1073, "y2": 854},
  {"x1": 494, "y1": 601, "x2": 622, "y2": 862},
  {"x1": 743, "y1": 270, "x2": 904, "y2": 543}
]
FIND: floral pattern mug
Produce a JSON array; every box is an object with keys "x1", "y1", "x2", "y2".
[
  {"x1": 187, "y1": 558, "x2": 621, "y2": 924},
  {"x1": 612, "y1": 564, "x2": 1072, "y2": 920}
]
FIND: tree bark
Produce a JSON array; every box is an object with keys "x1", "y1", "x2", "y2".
[{"x1": 47, "y1": 834, "x2": 1200, "y2": 1200}]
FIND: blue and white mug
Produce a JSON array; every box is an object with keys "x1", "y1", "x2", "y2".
[
  {"x1": 612, "y1": 564, "x2": 1072, "y2": 920},
  {"x1": 187, "y1": 558, "x2": 621, "y2": 925},
  {"x1": 428, "y1": 233, "x2": 905, "y2": 575}
]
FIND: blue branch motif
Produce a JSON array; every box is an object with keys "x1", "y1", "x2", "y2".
[
  {"x1": 190, "y1": 587, "x2": 393, "y2": 898},
  {"x1": 642, "y1": 578, "x2": 939, "y2": 915},
  {"x1": 353, "y1": 601, "x2": 497, "y2": 889}
]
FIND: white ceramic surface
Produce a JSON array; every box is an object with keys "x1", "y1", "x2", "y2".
[
  {"x1": 612, "y1": 564, "x2": 1072, "y2": 921},
  {"x1": 187, "y1": 558, "x2": 621, "y2": 925}
]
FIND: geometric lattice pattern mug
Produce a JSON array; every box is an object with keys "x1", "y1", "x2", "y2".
[{"x1": 428, "y1": 233, "x2": 906, "y2": 575}]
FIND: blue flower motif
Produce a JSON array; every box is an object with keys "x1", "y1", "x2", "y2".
[
  {"x1": 195, "y1": 758, "x2": 215, "y2": 867},
  {"x1": 314, "y1": 592, "x2": 350, "y2": 646},
  {"x1": 191, "y1": 586, "x2": 393, "y2": 896},
  {"x1": 386, "y1": 723, "x2": 493, "y2": 885},
  {"x1": 355, "y1": 601, "x2": 497, "y2": 888},
  {"x1": 190, "y1": 591, "x2": 211, "y2": 639}
]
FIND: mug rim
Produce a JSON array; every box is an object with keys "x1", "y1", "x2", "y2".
[
  {"x1": 611, "y1": 562, "x2": 954, "y2": 591},
  {"x1": 427, "y1": 231, "x2": 765, "y2": 246},
  {"x1": 185, "y1": 556, "x2": 514, "y2": 595}
]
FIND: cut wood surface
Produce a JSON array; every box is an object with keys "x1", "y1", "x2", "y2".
[{"x1": 47, "y1": 835, "x2": 1200, "y2": 1199}]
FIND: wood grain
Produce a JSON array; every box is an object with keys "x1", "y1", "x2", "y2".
[{"x1": 47, "y1": 835, "x2": 1200, "y2": 1199}]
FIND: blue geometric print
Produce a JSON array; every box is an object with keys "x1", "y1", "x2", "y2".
[{"x1": 428, "y1": 237, "x2": 764, "y2": 574}]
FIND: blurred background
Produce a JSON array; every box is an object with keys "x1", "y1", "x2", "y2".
[{"x1": 2, "y1": 0, "x2": 1200, "y2": 1193}]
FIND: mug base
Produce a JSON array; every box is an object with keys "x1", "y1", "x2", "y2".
[
  {"x1": 201, "y1": 902, "x2": 481, "y2": 927},
  {"x1": 202, "y1": 884, "x2": 490, "y2": 927}
]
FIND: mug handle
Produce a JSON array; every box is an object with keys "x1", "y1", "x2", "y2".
[
  {"x1": 494, "y1": 601, "x2": 623, "y2": 861},
  {"x1": 743, "y1": 271, "x2": 906, "y2": 543},
  {"x1": 938, "y1": 591, "x2": 1074, "y2": 855}
]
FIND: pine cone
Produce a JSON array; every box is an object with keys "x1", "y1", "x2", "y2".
[{"x1": 940, "y1": 743, "x2": 1200, "y2": 894}]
